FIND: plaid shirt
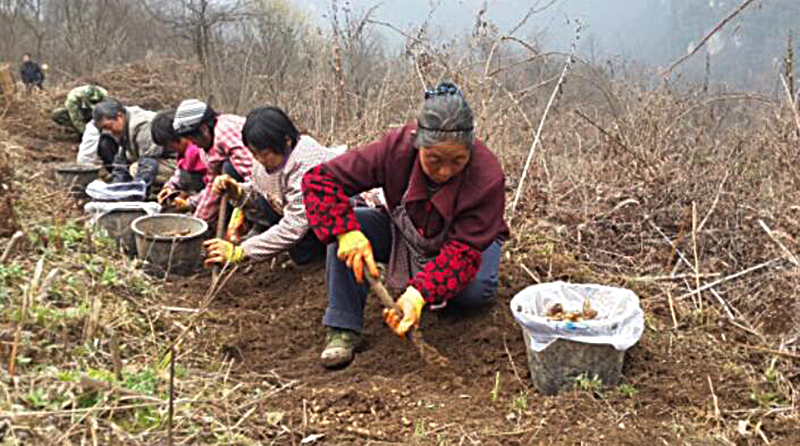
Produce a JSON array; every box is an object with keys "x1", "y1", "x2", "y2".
[
  {"x1": 191, "y1": 114, "x2": 254, "y2": 222},
  {"x1": 237, "y1": 136, "x2": 345, "y2": 260}
]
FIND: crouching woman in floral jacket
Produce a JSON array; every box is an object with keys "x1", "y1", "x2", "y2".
[{"x1": 302, "y1": 82, "x2": 510, "y2": 368}]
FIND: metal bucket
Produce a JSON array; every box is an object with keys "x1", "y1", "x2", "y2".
[
  {"x1": 54, "y1": 163, "x2": 100, "y2": 200},
  {"x1": 131, "y1": 214, "x2": 208, "y2": 277},
  {"x1": 96, "y1": 208, "x2": 148, "y2": 256}
]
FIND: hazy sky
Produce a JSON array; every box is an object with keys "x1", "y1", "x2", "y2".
[
  {"x1": 295, "y1": 0, "x2": 792, "y2": 88},
  {"x1": 298, "y1": 0, "x2": 660, "y2": 55}
]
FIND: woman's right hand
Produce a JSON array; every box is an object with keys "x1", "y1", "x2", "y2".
[
  {"x1": 172, "y1": 196, "x2": 191, "y2": 212},
  {"x1": 337, "y1": 230, "x2": 379, "y2": 283},
  {"x1": 157, "y1": 187, "x2": 174, "y2": 204},
  {"x1": 212, "y1": 175, "x2": 242, "y2": 199}
]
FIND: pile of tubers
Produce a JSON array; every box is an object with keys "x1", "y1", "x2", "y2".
[{"x1": 544, "y1": 299, "x2": 598, "y2": 322}]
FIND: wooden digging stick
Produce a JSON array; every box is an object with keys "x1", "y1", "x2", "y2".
[
  {"x1": 364, "y1": 273, "x2": 402, "y2": 314},
  {"x1": 212, "y1": 194, "x2": 229, "y2": 284},
  {"x1": 364, "y1": 273, "x2": 451, "y2": 370}
]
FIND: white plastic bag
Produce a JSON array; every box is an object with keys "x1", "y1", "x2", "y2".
[
  {"x1": 84, "y1": 201, "x2": 161, "y2": 224},
  {"x1": 510, "y1": 281, "x2": 644, "y2": 352},
  {"x1": 85, "y1": 180, "x2": 147, "y2": 201}
]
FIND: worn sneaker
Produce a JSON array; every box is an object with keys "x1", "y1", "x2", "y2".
[{"x1": 321, "y1": 327, "x2": 360, "y2": 369}]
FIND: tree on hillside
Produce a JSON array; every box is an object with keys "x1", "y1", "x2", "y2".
[{"x1": 143, "y1": 0, "x2": 254, "y2": 87}]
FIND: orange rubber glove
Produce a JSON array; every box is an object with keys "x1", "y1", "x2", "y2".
[
  {"x1": 172, "y1": 196, "x2": 191, "y2": 212},
  {"x1": 337, "y1": 231, "x2": 379, "y2": 283},
  {"x1": 382, "y1": 286, "x2": 425, "y2": 338}
]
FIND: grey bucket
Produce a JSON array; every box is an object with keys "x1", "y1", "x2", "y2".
[
  {"x1": 96, "y1": 208, "x2": 148, "y2": 256},
  {"x1": 522, "y1": 333, "x2": 625, "y2": 396},
  {"x1": 54, "y1": 163, "x2": 100, "y2": 200},
  {"x1": 131, "y1": 214, "x2": 208, "y2": 277}
]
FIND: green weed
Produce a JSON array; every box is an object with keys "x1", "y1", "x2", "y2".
[
  {"x1": 511, "y1": 391, "x2": 528, "y2": 413},
  {"x1": 100, "y1": 263, "x2": 118, "y2": 287},
  {"x1": 24, "y1": 388, "x2": 47, "y2": 409},
  {"x1": 51, "y1": 220, "x2": 86, "y2": 249},
  {"x1": 616, "y1": 383, "x2": 638, "y2": 398},
  {"x1": 123, "y1": 367, "x2": 159, "y2": 395},
  {"x1": 490, "y1": 371, "x2": 502, "y2": 402},
  {"x1": 573, "y1": 373, "x2": 603, "y2": 393},
  {"x1": 0, "y1": 263, "x2": 25, "y2": 284},
  {"x1": 76, "y1": 390, "x2": 101, "y2": 409},
  {"x1": 0, "y1": 263, "x2": 25, "y2": 304},
  {"x1": 414, "y1": 418, "x2": 426, "y2": 438},
  {"x1": 749, "y1": 389, "x2": 780, "y2": 408}
]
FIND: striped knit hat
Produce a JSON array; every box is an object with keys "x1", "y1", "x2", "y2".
[{"x1": 173, "y1": 99, "x2": 207, "y2": 135}]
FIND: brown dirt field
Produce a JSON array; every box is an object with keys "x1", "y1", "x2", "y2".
[
  {"x1": 163, "y1": 261, "x2": 800, "y2": 445},
  {"x1": 0, "y1": 139, "x2": 18, "y2": 236},
  {"x1": 3, "y1": 60, "x2": 798, "y2": 444},
  {"x1": 1, "y1": 58, "x2": 196, "y2": 143}
]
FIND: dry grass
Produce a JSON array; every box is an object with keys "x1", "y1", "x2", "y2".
[{"x1": 0, "y1": 13, "x2": 799, "y2": 444}]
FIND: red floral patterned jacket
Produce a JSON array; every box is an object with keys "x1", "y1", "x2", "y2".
[{"x1": 302, "y1": 124, "x2": 509, "y2": 304}]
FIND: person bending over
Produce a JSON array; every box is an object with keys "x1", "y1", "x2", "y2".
[{"x1": 302, "y1": 82, "x2": 509, "y2": 368}]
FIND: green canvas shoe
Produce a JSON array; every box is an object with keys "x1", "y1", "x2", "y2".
[{"x1": 321, "y1": 327, "x2": 360, "y2": 369}]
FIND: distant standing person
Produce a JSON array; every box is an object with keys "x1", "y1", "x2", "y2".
[
  {"x1": 19, "y1": 53, "x2": 44, "y2": 92},
  {"x1": 52, "y1": 84, "x2": 108, "y2": 135}
]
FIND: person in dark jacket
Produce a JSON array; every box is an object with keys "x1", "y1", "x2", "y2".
[
  {"x1": 302, "y1": 82, "x2": 510, "y2": 368},
  {"x1": 19, "y1": 53, "x2": 44, "y2": 91}
]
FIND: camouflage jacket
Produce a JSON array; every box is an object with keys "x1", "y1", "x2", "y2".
[{"x1": 65, "y1": 85, "x2": 108, "y2": 134}]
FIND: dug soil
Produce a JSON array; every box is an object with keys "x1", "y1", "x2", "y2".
[
  {"x1": 4, "y1": 74, "x2": 798, "y2": 443},
  {"x1": 165, "y1": 262, "x2": 800, "y2": 445}
]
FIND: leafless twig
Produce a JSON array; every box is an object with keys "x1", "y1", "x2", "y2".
[{"x1": 663, "y1": 0, "x2": 758, "y2": 75}]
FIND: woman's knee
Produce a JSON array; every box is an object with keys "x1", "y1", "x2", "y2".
[
  {"x1": 451, "y1": 241, "x2": 502, "y2": 308},
  {"x1": 455, "y1": 273, "x2": 498, "y2": 308}
]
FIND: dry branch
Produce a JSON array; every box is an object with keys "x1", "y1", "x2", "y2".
[
  {"x1": 676, "y1": 259, "x2": 780, "y2": 301},
  {"x1": 648, "y1": 218, "x2": 738, "y2": 319},
  {"x1": 509, "y1": 56, "x2": 573, "y2": 223},
  {"x1": 758, "y1": 220, "x2": 800, "y2": 267},
  {"x1": 0, "y1": 231, "x2": 24, "y2": 264},
  {"x1": 663, "y1": 0, "x2": 758, "y2": 75},
  {"x1": 779, "y1": 74, "x2": 800, "y2": 134}
]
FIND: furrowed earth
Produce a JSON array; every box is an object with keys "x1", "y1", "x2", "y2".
[{"x1": 1, "y1": 61, "x2": 798, "y2": 445}]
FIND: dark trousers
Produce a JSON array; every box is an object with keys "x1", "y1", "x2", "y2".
[
  {"x1": 24, "y1": 81, "x2": 43, "y2": 92},
  {"x1": 323, "y1": 208, "x2": 502, "y2": 333},
  {"x1": 175, "y1": 171, "x2": 205, "y2": 193},
  {"x1": 255, "y1": 201, "x2": 326, "y2": 265},
  {"x1": 217, "y1": 159, "x2": 245, "y2": 230},
  {"x1": 224, "y1": 160, "x2": 326, "y2": 265},
  {"x1": 97, "y1": 134, "x2": 119, "y2": 174},
  {"x1": 247, "y1": 182, "x2": 326, "y2": 265}
]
